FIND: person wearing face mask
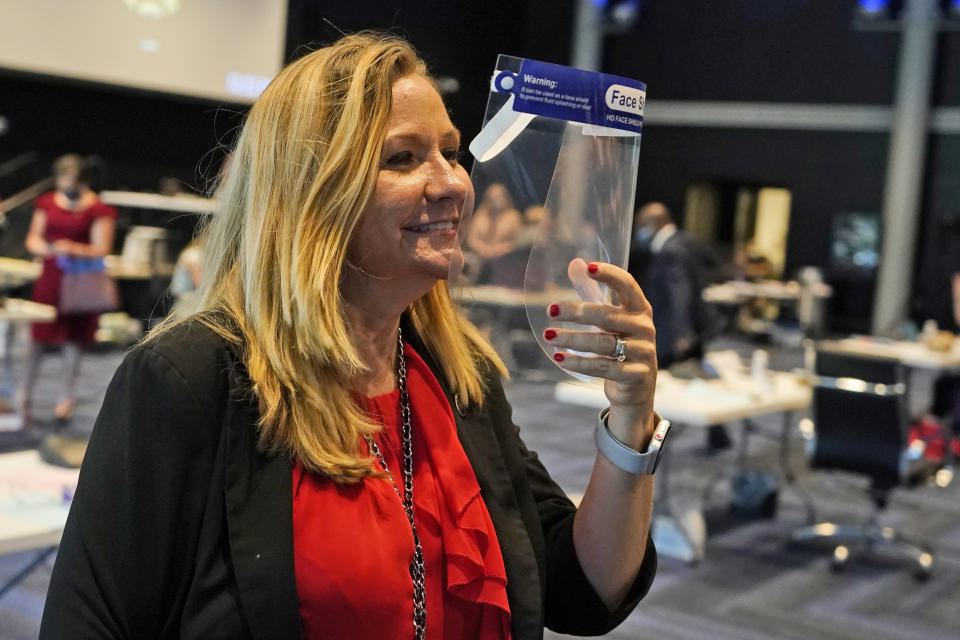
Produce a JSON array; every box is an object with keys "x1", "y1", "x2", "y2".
[
  {"x1": 628, "y1": 201, "x2": 731, "y2": 451},
  {"x1": 629, "y1": 202, "x2": 707, "y2": 366},
  {"x1": 22, "y1": 154, "x2": 117, "y2": 424}
]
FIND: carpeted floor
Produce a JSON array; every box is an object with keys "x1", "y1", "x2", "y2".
[
  {"x1": 1, "y1": 337, "x2": 958, "y2": 640},
  {"x1": 510, "y1": 374, "x2": 960, "y2": 640}
]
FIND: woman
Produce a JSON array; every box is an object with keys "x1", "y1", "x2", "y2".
[
  {"x1": 464, "y1": 183, "x2": 529, "y2": 289},
  {"x1": 41, "y1": 34, "x2": 660, "y2": 639},
  {"x1": 23, "y1": 154, "x2": 117, "y2": 422},
  {"x1": 467, "y1": 183, "x2": 524, "y2": 261}
]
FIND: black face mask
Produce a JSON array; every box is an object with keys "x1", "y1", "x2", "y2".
[{"x1": 61, "y1": 188, "x2": 81, "y2": 201}]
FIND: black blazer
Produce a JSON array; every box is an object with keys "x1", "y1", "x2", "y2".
[
  {"x1": 641, "y1": 232, "x2": 705, "y2": 367},
  {"x1": 40, "y1": 319, "x2": 655, "y2": 639}
]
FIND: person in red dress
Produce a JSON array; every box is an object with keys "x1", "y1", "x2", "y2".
[{"x1": 22, "y1": 154, "x2": 117, "y2": 422}]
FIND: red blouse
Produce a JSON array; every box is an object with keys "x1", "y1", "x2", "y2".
[{"x1": 292, "y1": 344, "x2": 512, "y2": 639}]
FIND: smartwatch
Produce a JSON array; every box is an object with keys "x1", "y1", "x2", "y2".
[{"x1": 594, "y1": 408, "x2": 671, "y2": 475}]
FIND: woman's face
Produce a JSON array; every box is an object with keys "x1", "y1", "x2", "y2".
[
  {"x1": 483, "y1": 184, "x2": 510, "y2": 213},
  {"x1": 346, "y1": 74, "x2": 470, "y2": 287},
  {"x1": 55, "y1": 172, "x2": 83, "y2": 199}
]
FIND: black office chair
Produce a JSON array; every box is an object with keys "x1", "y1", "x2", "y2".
[{"x1": 792, "y1": 349, "x2": 939, "y2": 579}]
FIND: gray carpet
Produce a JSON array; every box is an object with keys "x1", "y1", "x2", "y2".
[
  {"x1": 2, "y1": 338, "x2": 959, "y2": 640},
  {"x1": 509, "y1": 375, "x2": 960, "y2": 640}
]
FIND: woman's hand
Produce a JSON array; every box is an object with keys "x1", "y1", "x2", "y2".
[
  {"x1": 544, "y1": 259, "x2": 657, "y2": 447},
  {"x1": 51, "y1": 239, "x2": 99, "y2": 258},
  {"x1": 51, "y1": 239, "x2": 76, "y2": 256}
]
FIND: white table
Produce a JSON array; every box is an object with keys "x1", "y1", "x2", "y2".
[
  {"x1": 556, "y1": 370, "x2": 812, "y2": 425},
  {"x1": 555, "y1": 370, "x2": 812, "y2": 562},
  {"x1": 817, "y1": 337, "x2": 960, "y2": 373},
  {"x1": 703, "y1": 279, "x2": 833, "y2": 334},
  {"x1": 702, "y1": 279, "x2": 832, "y2": 304},
  {"x1": 0, "y1": 450, "x2": 78, "y2": 598},
  {"x1": 456, "y1": 284, "x2": 581, "y2": 309},
  {"x1": 456, "y1": 286, "x2": 582, "y2": 372},
  {"x1": 0, "y1": 298, "x2": 56, "y2": 323},
  {"x1": 0, "y1": 299, "x2": 57, "y2": 435},
  {"x1": 0, "y1": 254, "x2": 172, "y2": 284},
  {"x1": 100, "y1": 190, "x2": 217, "y2": 214},
  {"x1": 0, "y1": 257, "x2": 41, "y2": 289}
]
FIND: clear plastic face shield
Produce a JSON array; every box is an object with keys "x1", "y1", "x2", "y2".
[{"x1": 450, "y1": 55, "x2": 645, "y2": 379}]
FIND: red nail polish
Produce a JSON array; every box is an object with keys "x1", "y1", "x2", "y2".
[
  {"x1": 544, "y1": 329, "x2": 557, "y2": 340},
  {"x1": 553, "y1": 353, "x2": 565, "y2": 362},
  {"x1": 548, "y1": 304, "x2": 560, "y2": 317},
  {"x1": 588, "y1": 262, "x2": 598, "y2": 273}
]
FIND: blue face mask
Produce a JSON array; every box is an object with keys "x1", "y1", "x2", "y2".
[
  {"x1": 61, "y1": 188, "x2": 81, "y2": 201},
  {"x1": 634, "y1": 227, "x2": 654, "y2": 245}
]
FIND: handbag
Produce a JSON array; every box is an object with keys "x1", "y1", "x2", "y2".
[{"x1": 58, "y1": 256, "x2": 120, "y2": 315}]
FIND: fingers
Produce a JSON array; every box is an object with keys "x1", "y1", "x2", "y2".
[
  {"x1": 550, "y1": 261, "x2": 658, "y2": 404},
  {"x1": 580, "y1": 261, "x2": 651, "y2": 313},
  {"x1": 544, "y1": 328, "x2": 655, "y2": 363},
  {"x1": 567, "y1": 258, "x2": 605, "y2": 303},
  {"x1": 552, "y1": 350, "x2": 655, "y2": 383},
  {"x1": 547, "y1": 300, "x2": 655, "y2": 339}
]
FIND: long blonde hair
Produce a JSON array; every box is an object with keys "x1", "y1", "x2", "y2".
[{"x1": 152, "y1": 33, "x2": 505, "y2": 482}]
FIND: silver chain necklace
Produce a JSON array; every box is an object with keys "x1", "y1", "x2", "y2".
[{"x1": 364, "y1": 328, "x2": 426, "y2": 640}]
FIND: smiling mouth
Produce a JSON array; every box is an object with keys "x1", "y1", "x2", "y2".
[{"x1": 406, "y1": 220, "x2": 457, "y2": 233}]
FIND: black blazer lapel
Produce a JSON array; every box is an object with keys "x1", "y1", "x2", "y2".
[
  {"x1": 223, "y1": 375, "x2": 301, "y2": 640},
  {"x1": 453, "y1": 400, "x2": 544, "y2": 640}
]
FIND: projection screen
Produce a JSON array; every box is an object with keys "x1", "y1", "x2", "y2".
[{"x1": 0, "y1": 0, "x2": 287, "y2": 102}]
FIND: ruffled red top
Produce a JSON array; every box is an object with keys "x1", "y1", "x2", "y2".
[{"x1": 292, "y1": 343, "x2": 511, "y2": 639}]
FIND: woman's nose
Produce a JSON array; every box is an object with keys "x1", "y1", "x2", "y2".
[{"x1": 425, "y1": 155, "x2": 468, "y2": 203}]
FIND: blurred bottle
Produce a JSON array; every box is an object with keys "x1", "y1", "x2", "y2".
[{"x1": 751, "y1": 348, "x2": 768, "y2": 379}]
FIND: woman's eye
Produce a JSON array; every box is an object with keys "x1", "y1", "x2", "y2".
[
  {"x1": 442, "y1": 148, "x2": 462, "y2": 164},
  {"x1": 384, "y1": 151, "x2": 414, "y2": 168}
]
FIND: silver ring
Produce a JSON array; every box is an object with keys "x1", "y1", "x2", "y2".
[{"x1": 612, "y1": 336, "x2": 628, "y2": 362}]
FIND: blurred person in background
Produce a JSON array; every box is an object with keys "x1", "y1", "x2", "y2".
[
  {"x1": 467, "y1": 183, "x2": 524, "y2": 260},
  {"x1": 41, "y1": 33, "x2": 660, "y2": 639},
  {"x1": 466, "y1": 183, "x2": 527, "y2": 288},
  {"x1": 21, "y1": 154, "x2": 117, "y2": 423},
  {"x1": 630, "y1": 201, "x2": 730, "y2": 451},
  {"x1": 467, "y1": 182, "x2": 524, "y2": 261},
  {"x1": 732, "y1": 239, "x2": 775, "y2": 282},
  {"x1": 168, "y1": 236, "x2": 204, "y2": 311},
  {"x1": 158, "y1": 175, "x2": 185, "y2": 197},
  {"x1": 630, "y1": 201, "x2": 708, "y2": 367},
  {"x1": 930, "y1": 251, "x2": 960, "y2": 453},
  {"x1": 731, "y1": 239, "x2": 779, "y2": 333}
]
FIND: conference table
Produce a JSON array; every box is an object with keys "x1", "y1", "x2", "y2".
[
  {"x1": 0, "y1": 450, "x2": 79, "y2": 598},
  {"x1": 0, "y1": 257, "x2": 41, "y2": 289},
  {"x1": 456, "y1": 285, "x2": 581, "y2": 372},
  {"x1": 703, "y1": 279, "x2": 833, "y2": 334},
  {"x1": 555, "y1": 367, "x2": 812, "y2": 563},
  {"x1": 0, "y1": 254, "x2": 172, "y2": 284},
  {"x1": 816, "y1": 336, "x2": 960, "y2": 373}
]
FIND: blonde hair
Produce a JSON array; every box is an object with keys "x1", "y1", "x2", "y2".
[{"x1": 151, "y1": 32, "x2": 505, "y2": 482}]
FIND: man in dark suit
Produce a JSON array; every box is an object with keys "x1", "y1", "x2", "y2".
[
  {"x1": 631, "y1": 202, "x2": 705, "y2": 365},
  {"x1": 630, "y1": 201, "x2": 731, "y2": 451}
]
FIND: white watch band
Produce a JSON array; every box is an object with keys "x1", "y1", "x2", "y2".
[{"x1": 594, "y1": 408, "x2": 671, "y2": 475}]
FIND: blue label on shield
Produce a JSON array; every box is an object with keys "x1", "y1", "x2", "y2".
[{"x1": 502, "y1": 59, "x2": 646, "y2": 133}]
